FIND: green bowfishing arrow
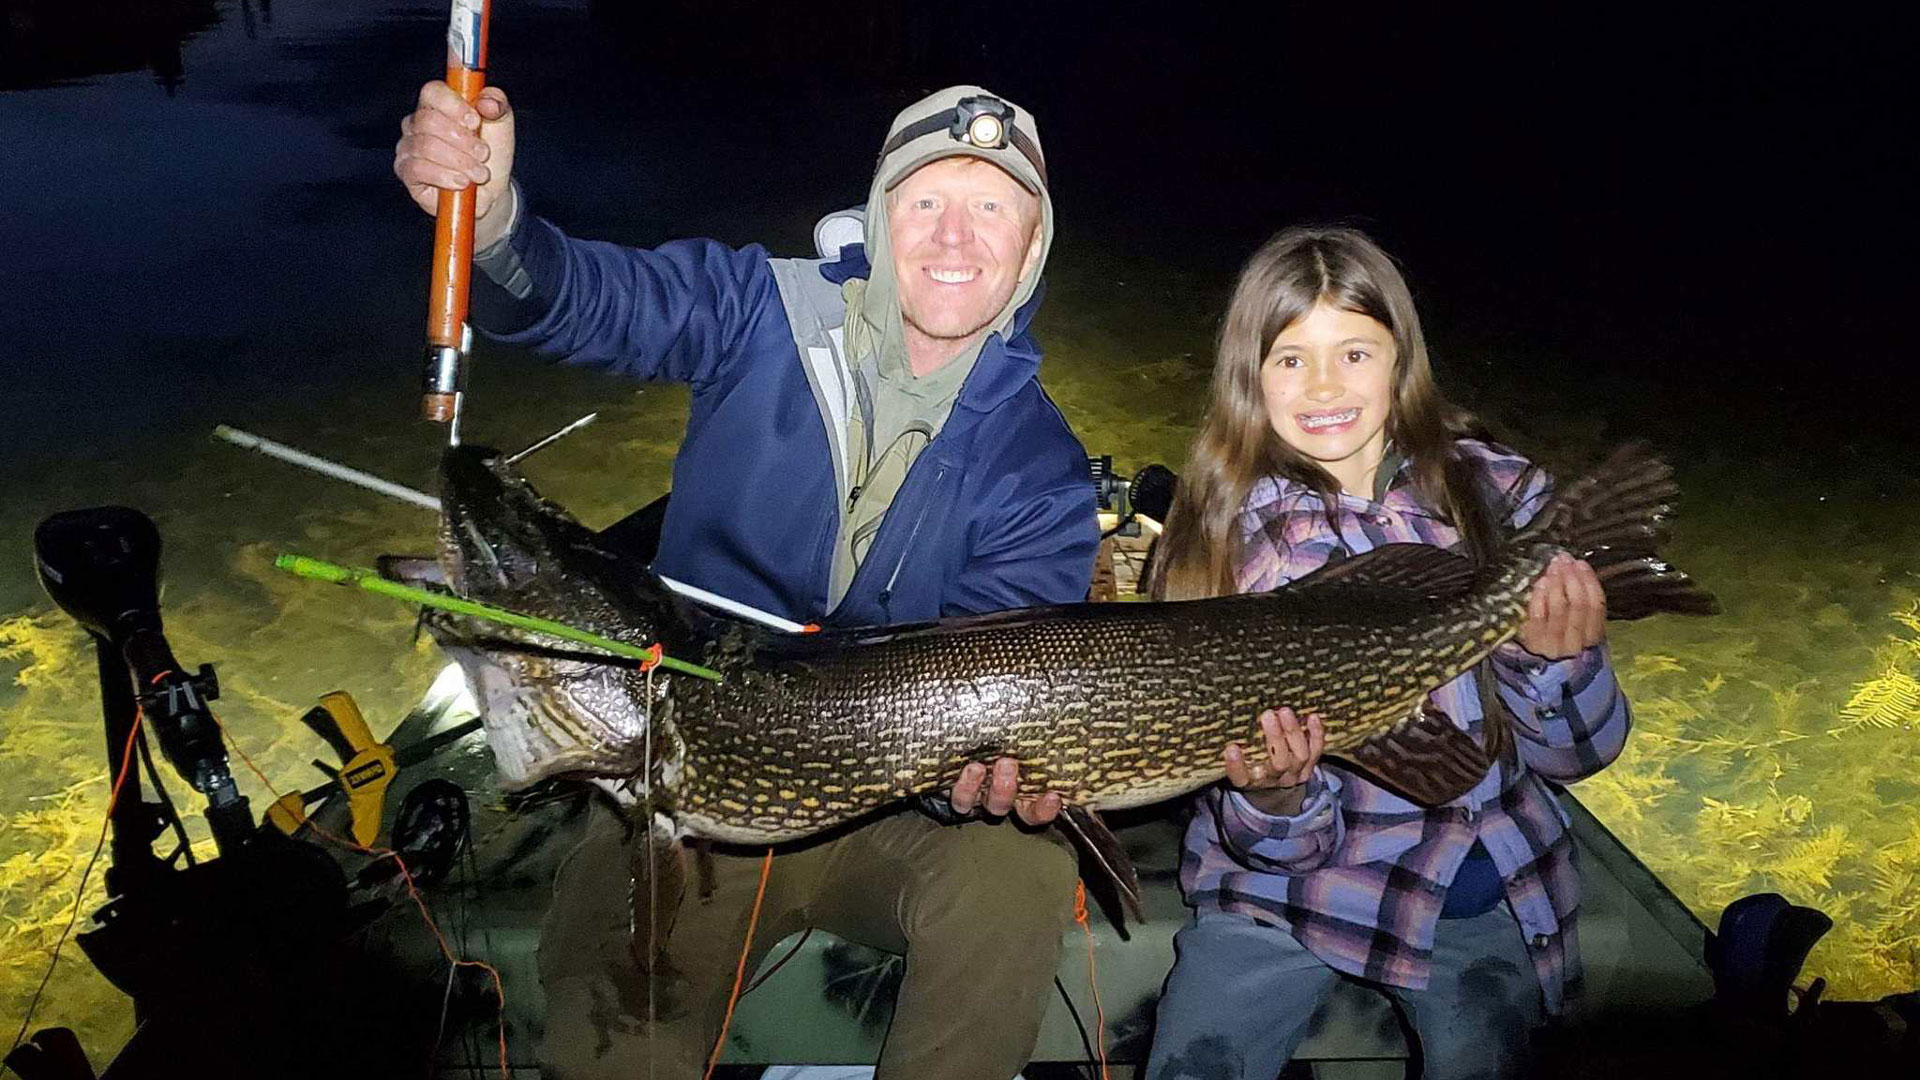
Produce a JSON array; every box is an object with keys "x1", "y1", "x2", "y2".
[{"x1": 273, "y1": 554, "x2": 722, "y2": 682}]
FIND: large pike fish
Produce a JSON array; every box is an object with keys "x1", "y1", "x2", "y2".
[{"x1": 389, "y1": 443, "x2": 1714, "y2": 906}]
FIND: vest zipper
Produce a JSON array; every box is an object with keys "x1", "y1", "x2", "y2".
[{"x1": 880, "y1": 465, "x2": 946, "y2": 604}]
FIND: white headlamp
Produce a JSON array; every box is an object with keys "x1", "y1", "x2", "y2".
[
  {"x1": 877, "y1": 92, "x2": 1047, "y2": 188},
  {"x1": 958, "y1": 99, "x2": 1009, "y2": 149}
]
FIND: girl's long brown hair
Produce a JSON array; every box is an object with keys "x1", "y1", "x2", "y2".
[{"x1": 1151, "y1": 226, "x2": 1504, "y2": 601}]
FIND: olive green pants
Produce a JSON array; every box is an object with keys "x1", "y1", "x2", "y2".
[{"x1": 538, "y1": 799, "x2": 1078, "y2": 1079}]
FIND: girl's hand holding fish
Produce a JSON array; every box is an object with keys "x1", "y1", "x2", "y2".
[
  {"x1": 1516, "y1": 553, "x2": 1607, "y2": 661},
  {"x1": 1224, "y1": 707, "x2": 1325, "y2": 817}
]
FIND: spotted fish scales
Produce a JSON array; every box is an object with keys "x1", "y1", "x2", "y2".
[{"x1": 398, "y1": 443, "x2": 1717, "y2": 853}]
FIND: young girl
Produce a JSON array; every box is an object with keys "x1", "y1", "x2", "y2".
[{"x1": 1144, "y1": 227, "x2": 1624, "y2": 1080}]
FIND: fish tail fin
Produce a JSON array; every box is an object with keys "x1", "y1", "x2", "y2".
[{"x1": 1517, "y1": 442, "x2": 1721, "y2": 620}]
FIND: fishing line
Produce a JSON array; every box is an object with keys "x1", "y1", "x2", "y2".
[
  {"x1": 643, "y1": 661, "x2": 658, "y2": 1080},
  {"x1": 451, "y1": 810, "x2": 487, "y2": 1080},
  {"x1": 1071, "y1": 880, "x2": 1112, "y2": 1080},
  {"x1": 4, "y1": 700, "x2": 145, "y2": 1073},
  {"x1": 208, "y1": 710, "x2": 513, "y2": 1080},
  {"x1": 133, "y1": 715, "x2": 194, "y2": 865},
  {"x1": 434, "y1": 960, "x2": 460, "y2": 1063},
  {"x1": 702, "y1": 848, "x2": 774, "y2": 1080}
]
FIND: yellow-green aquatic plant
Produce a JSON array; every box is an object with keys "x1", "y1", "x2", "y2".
[{"x1": 1590, "y1": 601, "x2": 1920, "y2": 998}]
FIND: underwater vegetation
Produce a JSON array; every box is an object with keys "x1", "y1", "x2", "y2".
[
  {"x1": 0, "y1": 611, "x2": 129, "y2": 1048},
  {"x1": 0, "y1": 551, "x2": 445, "y2": 1052},
  {"x1": 0, "y1": 371, "x2": 685, "y2": 1055},
  {"x1": 1590, "y1": 596, "x2": 1920, "y2": 1000}
]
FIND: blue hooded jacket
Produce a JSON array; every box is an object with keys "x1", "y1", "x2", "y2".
[{"x1": 472, "y1": 214, "x2": 1098, "y2": 628}]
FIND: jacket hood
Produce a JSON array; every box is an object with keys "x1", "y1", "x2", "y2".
[
  {"x1": 844, "y1": 86, "x2": 1055, "y2": 391},
  {"x1": 825, "y1": 243, "x2": 1047, "y2": 415}
]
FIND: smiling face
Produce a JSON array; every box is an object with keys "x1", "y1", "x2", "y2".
[
  {"x1": 887, "y1": 156, "x2": 1044, "y2": 375},
  {"x1": 1260, "y1": 300, "x2": 1398, "y2": 496}
]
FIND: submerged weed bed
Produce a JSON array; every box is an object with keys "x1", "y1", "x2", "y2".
[{"x1": 1585, "y1": 502, "x2": 1920, "y2": 1000}]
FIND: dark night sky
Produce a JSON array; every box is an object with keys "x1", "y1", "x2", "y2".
[
  {"x1": 903, "y1": 4, "x2": 1917, "y2": 414},
  {"x1": 1, "y1": 1, "x2": 1913, "y2": 467}
]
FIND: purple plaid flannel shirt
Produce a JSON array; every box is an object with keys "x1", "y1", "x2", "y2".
[{"x1": 1178, "y1": 439, "x2": 1629, "y2": 1014}]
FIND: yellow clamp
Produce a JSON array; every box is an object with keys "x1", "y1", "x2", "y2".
[
  {"x1": 267, "y1": 791, "x2": 309, "y2": 835},
  {"x1": 271, "y1": 690, "x2": 397, "y2": 847}
]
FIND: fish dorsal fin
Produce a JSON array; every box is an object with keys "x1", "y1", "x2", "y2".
[
  {"x1": 1279, "y1": 542, "x2": 1478, "y2": 600},
  {"x1": 1341, "y1": 703, "x2": 1491, "y2": 807}
]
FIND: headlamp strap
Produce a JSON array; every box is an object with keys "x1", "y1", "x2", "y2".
[{"x1": 876, "y1": 95, "x2": 1047, "y2": 186}]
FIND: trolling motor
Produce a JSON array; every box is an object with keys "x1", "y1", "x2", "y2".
[
  {"x1": 34, "y1": 508, "x2": 254, "y2": 858},
  {"x1": 16, "y1": 508, "x2": 350, "y2": 1080}
]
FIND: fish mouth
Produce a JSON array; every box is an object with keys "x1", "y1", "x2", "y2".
[
  {"x1": 374, "y1": 446, "x2": 692, "y2": 800},
  {"x1": 423, "y1": 444, "x2": 678, "y2": 648},
  {"x1": 438, "y1": 445, "x2": 548, "y2": 598}
]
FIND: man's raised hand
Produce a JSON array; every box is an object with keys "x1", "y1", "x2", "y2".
[{"x1": 394, "y1": 82, "x2": 518, "y2": 248}]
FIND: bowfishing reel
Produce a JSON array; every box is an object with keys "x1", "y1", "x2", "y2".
[
  {"x1": 1086, "y1": 457, "x2": 1180, "y2": 600},
  {"x1": 1088, "y1": 455, "x2": 1178, "y2": 538}
]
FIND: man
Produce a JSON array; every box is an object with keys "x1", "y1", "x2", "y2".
[{"x1": 395, "y1": 82, "x2": 1098, "y2": 1078}]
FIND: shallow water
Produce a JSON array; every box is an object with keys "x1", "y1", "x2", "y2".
[{"x1": 3, "y1": 0, "x2": 1916, "y2": 1061}]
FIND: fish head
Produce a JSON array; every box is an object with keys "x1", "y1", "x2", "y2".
[
  {"x1": 434, "y1": 444, "x2": 692, "y2": 640},
  {"x1": 381, "y1": 445, "x2": 684, "y2": 795},
  {"x1": 439, "y1": 444, "x2": 601, "y2": 601}
]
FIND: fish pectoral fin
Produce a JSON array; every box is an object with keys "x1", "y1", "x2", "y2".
[
  {"x1": 1475, "y1": 660, "x2": 1514, "y2": 767},
  {"x1": 690, "y1": 837, "x2": 719, "y2": 901},
  {"x1": 629, "y1": 813, "x2": 689, "y2": 974},
  {"x1": 1342, "y1": 703, "x2": 1491, "y2": 807},
  {"x1": 1056, "y1": 804, "x2": 1143, "y2": 938},
  {"x1": 1280, "y1": 543, "x2": 1478, "y2": 600}
]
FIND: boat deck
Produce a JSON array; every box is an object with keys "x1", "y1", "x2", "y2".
[{"x1": 332, "y1": 697, "x2": 1715, "y2": 1076}]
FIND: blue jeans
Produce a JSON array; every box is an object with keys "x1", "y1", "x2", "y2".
[{"x1": 1145, "y1": 907, "x2": 1544, "y2": 1080}]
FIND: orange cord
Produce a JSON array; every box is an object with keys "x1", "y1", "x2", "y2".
[
  {"x1": 702, "y1": 847, "x2": 775, "y2": 1080},
  {"x1": 1073, "y1": 880, "x2": 1112, "y2": 1080},
  {"x1": 212, "y1": 711, "x2": 511, "y2": 1079},
  {"x1": 639, "y1": 642, "x2": 664, "y2": 671},
  {"x1": 6, "y1": 705, "x2": 148, "y2": 1067}
]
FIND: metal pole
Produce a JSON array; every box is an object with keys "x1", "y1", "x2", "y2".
[{"x1": 218, "y1": 426, "x2": 815, "y2": 634}]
